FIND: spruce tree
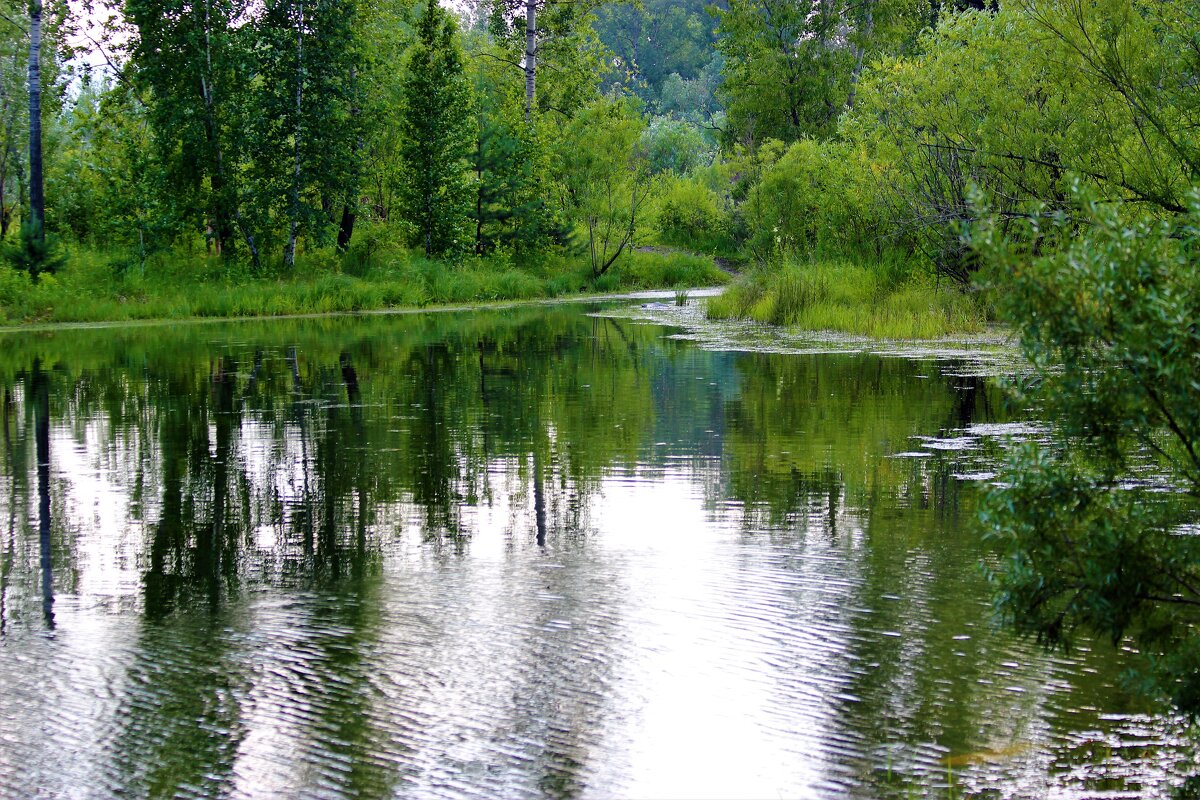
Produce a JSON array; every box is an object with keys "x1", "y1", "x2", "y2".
[
  {"x1": 400, "y1": 1, "x2": 472, "y2": 257},
  {"x1": 469, "y1": 76, "x2": 564, "y2": 256}
]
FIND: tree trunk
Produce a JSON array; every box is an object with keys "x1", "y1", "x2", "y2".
[
  {"x1": 475, "y1": 118, "x2": 484, "y2": 254},
  {"x1": 284, "y1": 0, "x2": 305, "y2": 270},
  {"x1": 16, "y1": 142, "x2": 26, "y2": 216},
  {"x1": 199, "y1": 0, "x2": 235, "y2": 261},
  {"x1": 337, "y1": 67, "x2": 361, "y2": 252},
  {"x1": 524, "y1": 0, "x2": 537, "y2": 121},
  {"x1": 201, "y1": 107, "x2": 232, "y2": 253},
  {"x1": 0, "y1": 82, "x2": 11, "y2": 237},
  {"x1": 336, "y1": 205, "x2": 356, "y2": 252},
  {"x1": 198, "y1": 0, "x2": 262, "y2": 268},
  {"x1": 27, "y1": 0, "x2": 44, "y2": 249},
  {"x1": 0, "y1": 147, "x2": 9, "y2": 237},
  {"x1": 846, "y1": 0, "x2": 875, "y2": 109}
]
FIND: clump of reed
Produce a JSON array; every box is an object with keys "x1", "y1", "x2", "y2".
[{"x1": 706, "y1": 257, "x2": 984, "y2": 339}]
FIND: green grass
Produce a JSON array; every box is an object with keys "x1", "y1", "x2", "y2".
[
  {"x1": 706, "y1": 257, "x2": 985, "y2": 339},
  {"x1": 0, "y1": 244, "x2": 729, "y2": 327}
]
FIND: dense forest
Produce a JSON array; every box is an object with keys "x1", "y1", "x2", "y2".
[
  {"x1": 0, "y1": 0, "x2": 1189, "y2": 331},
  {"x1": 0, "y1": 0, "x2": 1165, "y2": 325},
  {"x1": 0, "y1": 0, "x2": 1199, "y2": 728}
]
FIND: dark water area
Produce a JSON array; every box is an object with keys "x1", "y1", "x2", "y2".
[{"x1": 0, "y1": 301, "x2": 1191, "y2": 798}]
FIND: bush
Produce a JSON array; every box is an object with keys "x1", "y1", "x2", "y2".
[
  {"x1": 4, "y1": 223, "x2": 66, "y2": 282},
  {"x1": 655, "y1": 177, "x2": 731, "y2": 252},
  {"x1": 640, "y1": 116, "x2": 715, "y2": 176},
  {"x1": 0, "y1": 265, "x2": 31, "y2": 307},
  {"x1": 742, "y1": 139, "x2": 881, "y2": 261},
  {"x1": 342, "y1": 220, "x2": 409, "y2": 277}
]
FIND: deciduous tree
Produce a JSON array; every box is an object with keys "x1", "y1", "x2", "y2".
[
  {"x1": 560, "y1": 97, "x2": 651, "y2": 279},
  {"x1": 978, "y1": 188, "x2": 1200, "y2": 718}
]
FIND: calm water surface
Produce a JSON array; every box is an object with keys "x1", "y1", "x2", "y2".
[{"x1": 0, "y1": 299, "x2": 1191, "y2": 798}]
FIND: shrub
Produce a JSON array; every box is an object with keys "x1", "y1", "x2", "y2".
[
  {"x1": 0, "y1": 265, "x2": 32, "y2": 310},
  {"x1": 640, "y1": 116, "x2": 715, "y2": 176},
  {"x1": 342, "y1": 220, "x2": 409, "y2": 277},
  {"x1": 656, "y1": 177, "x2": 730, "y2": 251},
  {"x1": 978, "y1": 191, "x2": 1200, "y2": 718},
  {"x1": 742, "y1": 139, "x2": 881, "y2": 260},
  {"x1": 4, "y1": 223, "x2": 66, "y2": 282}
]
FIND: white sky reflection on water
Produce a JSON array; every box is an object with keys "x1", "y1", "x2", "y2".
[{"x1": 590, "y1": 474, "x2": 830, "y2": 799}]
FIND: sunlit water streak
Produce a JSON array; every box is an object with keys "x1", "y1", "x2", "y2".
[{"x1": 0, "y1": 300, "x2": 1192, "y2": 798}]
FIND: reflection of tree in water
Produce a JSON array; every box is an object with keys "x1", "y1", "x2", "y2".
[
  {"x1": 0, "y1": 309, "x2": 1169, "y2": 798},
  {"x1": 144, "y1": 357, "x2": 247, "y2": 618},
  {"x1": 717, "y1": 354, "x2": 1014, "y2": 528},
  {"x1": 711, "y1": 349, "x2": 1144, "y2": 796},
  {"x1": 719, "y1": 354, "x2": 961, "y2": 529},
  {"x1": 715, "y1": 350, "x2": 1029, "y2": 794},
  {"x1": 0, "y1": 309, "x2": 670, "y2": 620},
  {"x1": 103, "y1": 613, "x2": 247, "y2": 797},
  {"x1": 0, "y1": 363, "x2": 82, "y2": 630},
  {"x1": 1, "y1": 386, "x2": 12, "y2": 631},
  {"x1": 406, "y1": 342, "x2": 469, "y2": 539},
  {"x1": 512, "y1": 561, "x2": 619, "y2": 800},
  {"x1": 32, "y1": 360, "x2": 53, "y2": 626}
]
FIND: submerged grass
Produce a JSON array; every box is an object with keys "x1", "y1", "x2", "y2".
[
  {"x1": 0, "y1": 245, "x2": 728, "y2": 326},
  {"x1": 706, "y1": 256, "x2": 985, "y2": 339}
]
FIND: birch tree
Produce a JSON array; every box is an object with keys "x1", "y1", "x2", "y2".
[
  {"x1": 26, "y1": 0, "x2": 42, "y2": 250},
  {"x1": 486, "y1": 0, "x2": 606, "y2": 122},
  {"x1": 125, "y1": 0, "x2": 259, "y2": 263},
  {"x1": 254, "y1": 0, "x2": 357, "y2": 268}
]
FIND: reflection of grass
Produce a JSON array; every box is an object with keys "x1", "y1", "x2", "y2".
[
  {"x1": 0, "y1": 246, "x2": 728, "y2": 326},
  {"x1": 706, "y1": 258, "x2": 984, "y2": 339}
]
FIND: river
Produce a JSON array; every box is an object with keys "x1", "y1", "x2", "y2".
[{"x1": 0, "y1": 297, "x2": 1189, "y2": 798}]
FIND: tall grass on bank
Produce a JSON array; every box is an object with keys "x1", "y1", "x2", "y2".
[
  {"x1": 0, "y1": 245, "x2": 728, "y2": 326},
  {"x1": 706, "y1": 257, "x2": 985, "y2": 339}
]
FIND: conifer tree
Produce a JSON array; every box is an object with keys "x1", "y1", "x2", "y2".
[
  {"x1": 400, "y1": 1, "x2": 472, "y2": 257},
  {"x1": 468, "y1": 67, "x2": 563, "y2": 255}
]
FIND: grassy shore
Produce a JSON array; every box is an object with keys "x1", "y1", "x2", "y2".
[
  {"x1": 706, "y1": 257, "x2": 985, "y2": 339},
  {"x1": 0, "y1": 246, "x2": 729, "y2": 326},
  {"x1": 0, "y1": 243, "x2": 989, "y2": 340}
]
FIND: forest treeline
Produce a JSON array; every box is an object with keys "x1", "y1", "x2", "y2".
[{"x1": 0, "y1": 0, "x2": 1195, "y2": 331}]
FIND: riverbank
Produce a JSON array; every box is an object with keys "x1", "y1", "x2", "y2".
[
  {"x1": 0, "y1": 247, "x2": 729, "y2": 327},
  {"x1": 0, "y1": 245, "x2": 989, "y2": 342},
  {"x1": 706, "y1": 257, "x2": 986, "y2": 339}
]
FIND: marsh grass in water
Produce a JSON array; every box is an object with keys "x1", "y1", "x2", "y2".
[
  {"x1": 0, "y1": 245, "x2": 728, "y2": 325},
  {"x1": 706, "y1": 257, "x2": 984, "y2": 338}
]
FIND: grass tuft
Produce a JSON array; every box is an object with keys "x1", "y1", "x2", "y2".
[{"x1": 707, "y1": 258, "x2": 984, "y2": 339}]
